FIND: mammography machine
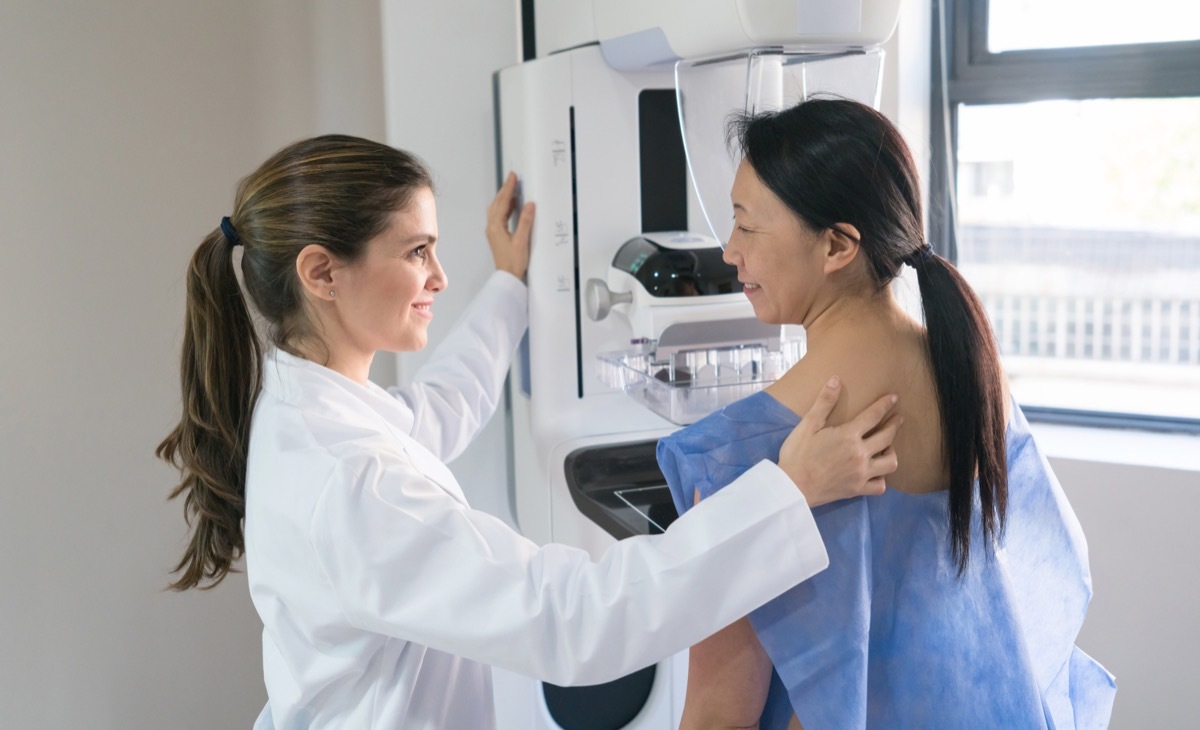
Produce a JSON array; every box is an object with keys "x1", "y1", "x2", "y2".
[{"x1": 494, "y1": 1, "x2": 900, "y2": 726}]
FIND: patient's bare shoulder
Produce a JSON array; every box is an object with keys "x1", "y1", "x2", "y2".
[
  {"x1": 766, "y1": 329, "x2": 949, "y2": 494},
  {"x1": 764, "y1": 337, "x2": 910, "y2": 430},
  {"x1": 763, "y1": 349, "x2": 848, "y2": 423}
]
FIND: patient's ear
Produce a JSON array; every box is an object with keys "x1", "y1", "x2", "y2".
[{"x1": 823, "y1": 224, "x2": 861, "y2": 275}]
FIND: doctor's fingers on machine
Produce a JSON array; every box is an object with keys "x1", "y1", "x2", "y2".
[
  {"x1": 486, "y1": 171, "x2": 535, "y2": 281},
  {"x1": 777, "y1": 382, "x2": 901, "y2": 507}
]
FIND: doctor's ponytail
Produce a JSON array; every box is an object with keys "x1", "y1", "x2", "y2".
[
  {"x1": 156, "y1": 227, "x2": 261, "y2": 590},
  {"x1": 158, "y1": 135, "x2": 433, "y2": 590}
]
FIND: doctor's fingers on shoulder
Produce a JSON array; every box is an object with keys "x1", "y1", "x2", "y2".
[
  {"x1": 845, "y1": 393, "x2": 902, "y2": 437},
  {"x1": 855, "y1": 408, "x2": 903, "y2": 496},
  {"x1": 865, "y1": 445, "x2": 899, "y2": 493}
]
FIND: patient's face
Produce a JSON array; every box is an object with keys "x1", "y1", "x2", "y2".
[{"x1": 724, "y1": 159, "x2": 826, "y2": 325}]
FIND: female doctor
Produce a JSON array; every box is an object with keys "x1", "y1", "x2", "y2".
[{"x1": 157, "y1": 134, "x2": 901, "y2": 729}]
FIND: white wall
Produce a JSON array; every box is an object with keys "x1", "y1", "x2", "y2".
[
  {"x1": 1055, "y1": 451, "x2": 1200, "y2": 727},
  {"x1": 379, "y1": 0, "x2": 524, "y2": 525},
  {"x1": 0, "y1": 1, "x2": 386, "y2": 727}
]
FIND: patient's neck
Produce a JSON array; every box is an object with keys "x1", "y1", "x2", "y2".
[{"x1": 801, "y1": 289, "x2": 914, "y2": 353}]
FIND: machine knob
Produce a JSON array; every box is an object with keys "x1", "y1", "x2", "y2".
[{"x1": 585, "y1": 278, "x2": 633, "y2": 321}]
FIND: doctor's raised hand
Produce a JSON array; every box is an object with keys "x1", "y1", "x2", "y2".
[
  {"x1": 158, "y1": 135, "x2": 900, "y2": 730},
  {"x1": 486, "y1": 171, "x2": 534, "y2": 280}
]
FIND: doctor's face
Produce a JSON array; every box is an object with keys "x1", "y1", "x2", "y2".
[
  {"x1": 337, "y1": 187, "x2": 448, "y2": 354},
  {"x1": 723, "y1": 160, "x2": 826, "y2": 326}
]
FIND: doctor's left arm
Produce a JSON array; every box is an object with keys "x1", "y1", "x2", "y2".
[
  {"x1": 386, "y1": 271, "x2": 527, "y2": 462},
  {"x1": 387, "y1": 175, "x2": 532, "y2": 461},
  {"x1": 309, "y1": 446, "x2": 828, "y2": 687}
]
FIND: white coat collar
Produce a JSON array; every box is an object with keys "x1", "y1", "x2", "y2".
[{"x1": 261, "y1": 349, "x2": 469, "y2": 507}]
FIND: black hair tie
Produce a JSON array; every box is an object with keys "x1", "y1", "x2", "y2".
[
  {"x1": 220, "y1": 216, "x2": 243, "y2": 248},
  {"x1": 904, "y1": 244, "x2": 934, "y2": 268}
]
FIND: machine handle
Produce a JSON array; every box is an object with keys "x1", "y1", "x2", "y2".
[{"x1": 585, "y1": 278, "x2": 633, "y2": 321}]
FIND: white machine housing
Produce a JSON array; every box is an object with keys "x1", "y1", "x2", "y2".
[
  {"x1": 498, "y1": 47, "x2": 702, "y2": 554},
  {"x1": 537, "y1": 0, "x2": 901, "y2": 67}
]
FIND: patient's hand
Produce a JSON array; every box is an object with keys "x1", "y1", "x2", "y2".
[{"x1": 778, "y1": 376, "x2": 901, "y2": 507}]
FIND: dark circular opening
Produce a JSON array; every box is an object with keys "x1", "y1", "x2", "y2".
[{"x1": 542, "y1": 663, "x2": 657, "y2": 729}]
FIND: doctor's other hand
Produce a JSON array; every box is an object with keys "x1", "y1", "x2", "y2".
[
  {"x1": 778, "y1": 377, "x2": 902, "y2": 508},
  {"x1": 486, "y1": 171, "x2": 535, "y2": 281}
]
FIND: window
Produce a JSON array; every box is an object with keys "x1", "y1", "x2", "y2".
[
  {"x1": 988, "y1": 0, "x2": 1200, "y2": 51},
  {"x1": 930, "y1": 0, "x2": 1200, "y2": 430}
]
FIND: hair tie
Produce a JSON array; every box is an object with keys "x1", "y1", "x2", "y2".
[
  {"x1": 220, "y1": 216, "x2": 242, "y2": 248},
  {"x1": 904, "y1": 244, "x2": 934, "y2": 268}
]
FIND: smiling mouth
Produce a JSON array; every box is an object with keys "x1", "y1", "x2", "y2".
[{"x1": 742, "y1": 282, "x2": 761, "y2": 291}]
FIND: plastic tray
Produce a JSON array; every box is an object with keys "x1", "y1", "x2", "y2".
[{"x1": 596, "y1": 339, "x2": 804, "y2": 425}]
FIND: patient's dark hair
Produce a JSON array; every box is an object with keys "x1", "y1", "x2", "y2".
[
  {"x1": 731, "y1": 98, "x2": 1006, "y2": 574},
  {"x1": 156, "y1": 135, "x2": 433, "y2": 590}
]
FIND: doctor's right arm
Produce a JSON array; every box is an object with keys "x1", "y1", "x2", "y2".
[
  {"x1": 311, "y1": 449, "x2": 825, "y2": 687},
  {"x1": 310, "y1": 378, "x2": 899, "y2": 687}
]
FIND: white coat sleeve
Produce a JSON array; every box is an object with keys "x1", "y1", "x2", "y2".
[
  {"x1": 309, "y1": 447, "x2": 828, "y2": 686},
  {"x1": 386, "y1": 271, "x2": 527, "y2": 463}
]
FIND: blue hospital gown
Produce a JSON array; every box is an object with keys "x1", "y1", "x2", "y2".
[{"x1": 657, "y1": 391, "x2": 1116, "y2": 729}]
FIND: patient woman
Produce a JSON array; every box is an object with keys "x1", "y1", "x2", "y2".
[{"x1": 658, "y1": 98, "x2": 1116, "y2": 729}]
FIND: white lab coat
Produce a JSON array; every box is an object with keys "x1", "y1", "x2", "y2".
[{"x1": 245, "y1": 271, "x2": 829, "y2": 729}]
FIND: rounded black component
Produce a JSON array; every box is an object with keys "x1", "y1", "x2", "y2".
[
  {"x1": 542, "y1": 664, "x2": 657, "y2": 729},
  {"x1": 611, "y1": 236, "x2": 741, "y2": 297}
]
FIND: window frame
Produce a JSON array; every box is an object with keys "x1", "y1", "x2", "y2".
[{"x1": 929, "y1": 0, "x2": 1200, "y2": 433}]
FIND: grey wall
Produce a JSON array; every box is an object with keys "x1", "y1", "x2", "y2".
[{"x1": 0, "y1": 1, "x2": 386, "y2": 727}]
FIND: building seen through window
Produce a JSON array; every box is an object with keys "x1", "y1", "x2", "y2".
[{"x1": 934, "y1": 0, "x2": 1200, "y2": 425}]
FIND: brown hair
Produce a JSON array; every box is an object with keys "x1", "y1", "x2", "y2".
[
  {"x1": 156, "y1": 135, "x2": 433, "y2": 590},
  {"x1": 732, "y1": 98, "x2": 1007, "y2": 574}
]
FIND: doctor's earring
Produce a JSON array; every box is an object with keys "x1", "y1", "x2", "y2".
[{"x1": 329, "y1": 289, "x2": 336, "y2": 298}]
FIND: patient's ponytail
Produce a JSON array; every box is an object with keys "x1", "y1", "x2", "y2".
[
  {"x1": 733, "y1": 98, "x2": 1007, "y2": 573},
  {"x1": 907, "y1": 249, "x2": 1006, "y2": 574}
]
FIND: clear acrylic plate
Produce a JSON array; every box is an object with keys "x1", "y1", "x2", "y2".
[{"x1": 596, "y1": 339, "x2": 804, "y2": 425}]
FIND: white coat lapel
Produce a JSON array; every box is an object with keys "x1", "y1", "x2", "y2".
[
  {"x1": 353, "y1": 384, "x2": 471, "y2": 508},
  {"x1": 270, "y1": 350, "x2": 473, "y2": 509},
  {"x1": 383, "y1": 424, "x2": 471, "y2": 508}
]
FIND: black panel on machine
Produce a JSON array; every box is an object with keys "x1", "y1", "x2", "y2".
[
  {"x1": 563, "y1": 439, "x2": 681, "y2": 540},
  {"x1": 638, "y1": 88, "x2": 688, "y2": 233}
]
